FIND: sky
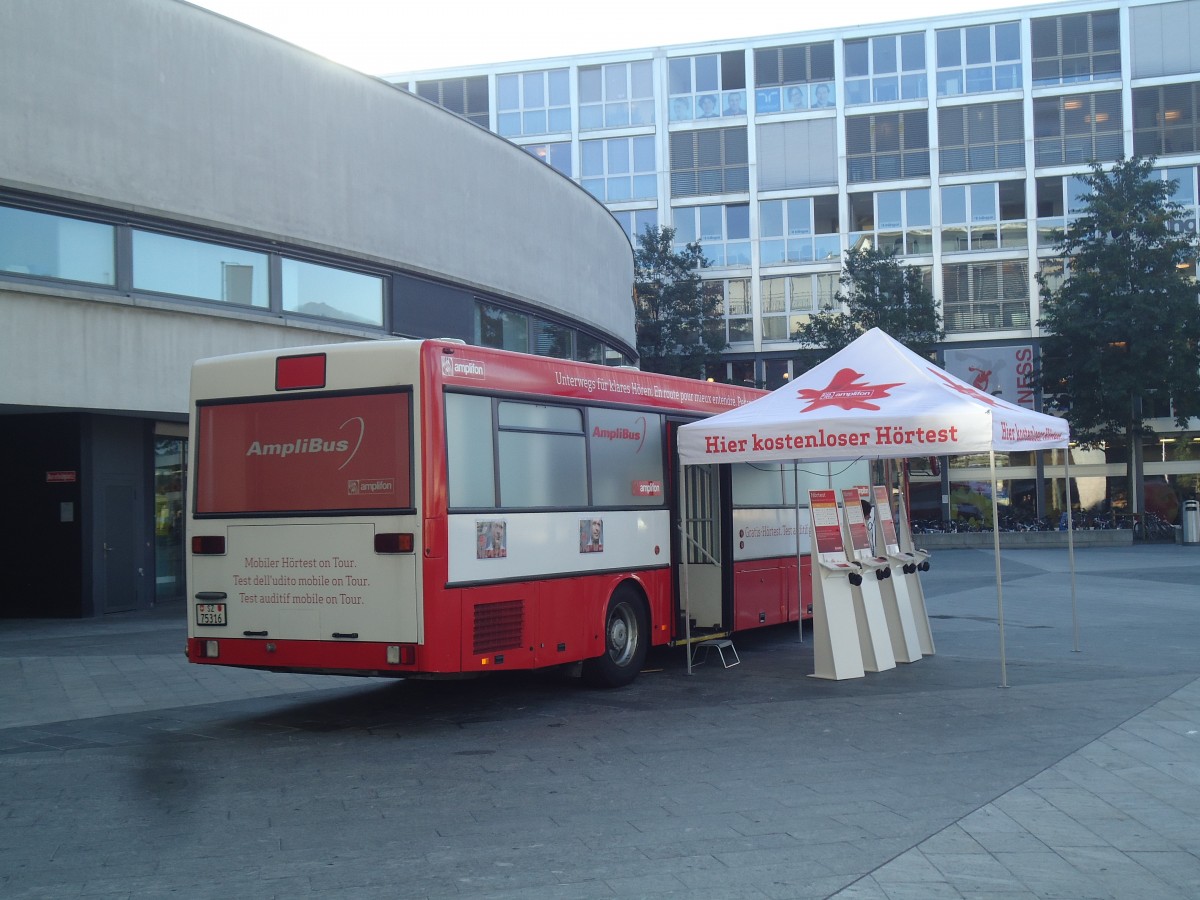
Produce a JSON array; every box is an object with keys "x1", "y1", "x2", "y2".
[{"x1": 186, "y1": 0, "x2": 1050, "y2": 76}]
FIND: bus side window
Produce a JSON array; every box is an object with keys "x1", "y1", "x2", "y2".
[
  {"x1": 588, "y1": 409, "x2": 665, "y2": 506},
  {"x1": 497, "y1": 402, "x2": 587, "y2": 508},
  {"x1": 446, "y1": 393, "x2": 496, "y2": 508}
]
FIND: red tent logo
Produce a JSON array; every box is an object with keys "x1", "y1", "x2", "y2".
[
  {"x1": 797, "y1": 368, "x2": 903, "y2": 412},
  {"x1": 929, "y1": 367, "x2": 998, "y2": 406}
]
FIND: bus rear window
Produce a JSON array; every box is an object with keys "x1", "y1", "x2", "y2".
[{"x1": 195, "y1": 391, "x2": 412, "y2": 515}]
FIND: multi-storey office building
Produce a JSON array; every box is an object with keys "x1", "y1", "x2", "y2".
[
  {"x1": 387, "y1": 0, "x2": 1200, "y2": 527},
  {"x1": 0, "y1": 0, "x2": 635, "y2": 617}
]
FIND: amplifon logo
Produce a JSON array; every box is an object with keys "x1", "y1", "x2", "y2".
[
  {"x1": 348, "y1": 478, "x2": 395, "y2": 495},
  {"x1": 796, "y1": 368, "x2": 903, "y2": 412},
  {"x1": 245, "y1": 417, "x2": 366, "y2": 470},
  {"x1": 441, "y1": 356, "x2": 486, "y2": 379}
]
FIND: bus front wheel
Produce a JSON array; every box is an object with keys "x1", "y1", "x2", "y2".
[{"x1": 582, "y1": 588, "x2": 648, "y2": 688}]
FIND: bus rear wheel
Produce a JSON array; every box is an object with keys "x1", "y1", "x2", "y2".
[{"x1": 582, "y1": 588, "x2": 648, "y2": 688}]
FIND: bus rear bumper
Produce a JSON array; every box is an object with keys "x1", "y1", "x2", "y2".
[{"x1": 186, "y1": 636, "x2": 419, "y2": 675}]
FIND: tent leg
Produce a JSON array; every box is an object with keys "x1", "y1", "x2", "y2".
[
  {"x1": 991, "y1": 450, "x2": 1007, "y2": 688},
  {"x1": 793, "y1": 463, "x2": 803, "y2": 644},
  {"x1": 1065, "y1": 450, "x2": 1079, "y2": 652}
]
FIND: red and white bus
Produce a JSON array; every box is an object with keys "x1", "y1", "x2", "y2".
[{"x1": 187, "y1": 339, "x2": 864, "y2": 686}]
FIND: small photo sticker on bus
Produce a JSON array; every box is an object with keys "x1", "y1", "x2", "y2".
[
  {"x1": 477, "y1": 520, "x2": 507, "y2": 559},
  {"x1": 580, "y1": 518, "x2": 604, "y2": 553}
]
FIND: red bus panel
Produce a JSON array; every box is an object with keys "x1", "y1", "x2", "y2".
[{"x1": 195, "y1": 391, "x2": 412, "y2": 514}]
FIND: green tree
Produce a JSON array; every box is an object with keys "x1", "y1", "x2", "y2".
[
  {"x1": 1037, "y1": 156, "x2": 1200, "y2": 523},
  {"x1": 792, "y1": 246, "x2": 943, "y2": 360},
  {"x1": 634, "y1": 225, "x2": 726, "y2": 378}
]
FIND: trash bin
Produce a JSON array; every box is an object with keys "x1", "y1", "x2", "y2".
[{"x1": 1184, "y1": 500, "x2": 1200, "y2": 546}]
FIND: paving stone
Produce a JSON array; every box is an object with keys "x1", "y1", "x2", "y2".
[{"x1": 1, "y1": 546, "x2": 1199, "y2": 899}]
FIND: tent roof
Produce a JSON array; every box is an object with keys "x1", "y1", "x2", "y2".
[{"x1": 677, "y1": 329, "x2": 1069, "y2": 464}]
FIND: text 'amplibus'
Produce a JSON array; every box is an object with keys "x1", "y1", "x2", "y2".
[{"x1": 702, "y1": 425, "x2": 962, "y2": 455}]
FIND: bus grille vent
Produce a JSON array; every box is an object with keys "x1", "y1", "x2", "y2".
[{"x1": 473, "y1": 599, "x2": 524, "y2": 654}]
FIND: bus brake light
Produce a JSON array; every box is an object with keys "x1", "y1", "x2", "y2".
[
  {"x1": 191, "y1": 535, "x2": 226, "y2": 555},
  {"x1": 275, "y1": 353, "x2": 327, "y2": 390},
  {"x1": 375, "y1": 533, "x2": 414, "y2": 553}
]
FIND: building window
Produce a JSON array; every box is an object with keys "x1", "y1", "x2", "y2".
[
  {"x1": 1156, "y1": 164, "x2": 1198, "y2": 207},
  {"x1": 845, "y1": 112, "x2": 930, "y2": 183},
  {"x1": 522, "y1": 142, "x2": 572, "y2": 177},
  {"x1": 941, "y1": 181, "x2": 1027, "y2": 252},
  {"x1": 760, "y1": 272, "x2": 837, "y2": 341},
  {"x1": 281, "y1": 258, "x2": 384, "y2": 327},
  {"x1": 1031, "y1": 10, "x2": 1121, "y2": 86},
  {"x1": 1035, "y1": 174, "x2": 1092, "y2": 247},
  {"x1": 705, "y1": 277, "x2": 752, "y2": 344},
  {"x1": 1038, "y1": 257, "x2": 1067, "y2": 298},
  {"x1": 580, "y1": 60, "x2": 655, "y2": 129},
  {"x1": 133, "y1": 230, "x2": 269, "y2": 308},
  {"x1": 496, "y1": 69, "x2": 570, "y2": 137},
  {"x1": 1133, "y1": 83, "x2": 1200, "y2": 158},
  {"x1": 668, "y1": 51, "x2": 746, "y2": 123},
  {"x1": 844, "y1": 33, "x2": 926, "y2": 106},
  {"x1": 935, "y1": 22, "x2": 1021, "y2": 96},
  {"x1": 612, "y1": 209, "x2": 659, "y2": 245},
  {"x1": 1033, "y1": 92, "x2": 1123, "y2": 166},
  {"x1": 154, "y1": 436, "x2": 187, "y2": 603},
  {"x1": 581, "y1": 136, "x2": 656, "y2": 202},
  {"x1": 757, "y1": 119, "x2": 839, "y2": 190},
  {"x1": 753, "y1": 41, "x2": 836, "y2": 114},
  {"x1": 759, "y1": 195, "x2": 840, "y2": 265},
  {"x1": 576, "y1": 333, "x2": 606, "y2": 365},
  {"x1": 938, "y1": 101, "x2": 1024, "y2": 173},
  {"x1": 848, "y1": 188, "x2": 933, "y2": 256},
  {"x1": 674, "y1": 203, "x2": 750, "y2": 267},
  {"x1": 531, "y1": 317, "x2": 573, "y2": 358},
  {"x1": 476, "y1": 301, "x2": 529, "y2": 352},
  {"x1": 942, "y1": 260, "x2": 1030, "y2": 332},
  {"x1": 669, "y1": 127, "x2": 749, "y2": 197},
  {"x1": 0, "y1": 204, "x2": 115, "y2": 285},
  {"x1": 416, "y1": 76, "x2": 489, "y2": 127}
]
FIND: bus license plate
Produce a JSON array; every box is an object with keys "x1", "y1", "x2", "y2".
[{"x1": 196, "y1": 602, "x2": 227, "y2": 626}]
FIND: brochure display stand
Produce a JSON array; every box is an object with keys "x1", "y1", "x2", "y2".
[
  {"x1": 870, "y1": 486, "x2": 923, "y2": 663},
  {"x1": 896, "y1": 493, "x2": 935, "y2": 656},
  {"x1": 839, "y1": 489, "x2": 896, "y2": 673},
  {"x1": 808, "y1": 490, "x2": 864, "y2": 680}
]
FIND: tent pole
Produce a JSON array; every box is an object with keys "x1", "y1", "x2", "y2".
[
  {"x1": 991, "y1": 450, "x2": 1008, "y2": 688},
  {"x1": 1065, "y1": 448, "x2": 1079, "y2": 652},
  {"x1": 793, "y1": 463, "x2": 803, "y2": 644}
]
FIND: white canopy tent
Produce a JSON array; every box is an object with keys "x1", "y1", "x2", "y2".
[{"x1": 677, "y1": 328, "x2": 1075, "y2": 685}]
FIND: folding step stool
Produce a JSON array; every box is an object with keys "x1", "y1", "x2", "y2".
[{"x1": 690, "y1": 638, "x2": 740, "y2": 668}]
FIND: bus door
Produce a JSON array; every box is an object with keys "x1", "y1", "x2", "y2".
[
  {"x1": 671, "y1": 457, "x2": 735, "y2": 637},
  {"x1": 682, "y1": 464, "x2": 724, "y2": 632}
]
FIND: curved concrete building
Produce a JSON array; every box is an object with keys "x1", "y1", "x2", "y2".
[{"x1": 0, "y1": 0, "x2": 635, "y2": 616}]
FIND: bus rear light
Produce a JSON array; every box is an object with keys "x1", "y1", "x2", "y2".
[
  {"x1": 191, "y1": 535, "x2": 226, "y2": 555},
  {"x1": 275, "y1": 353, "x2": 326, "y2": 390},
  {"x1": 386, "y1": 645, "x2": 416, "y2": 665},
  {"x1": 375, "y1": 532, "x2": 414, "y2": 554},
  {"x1": 197, "y1": 640, "x2": 219, "y2": 658}
]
